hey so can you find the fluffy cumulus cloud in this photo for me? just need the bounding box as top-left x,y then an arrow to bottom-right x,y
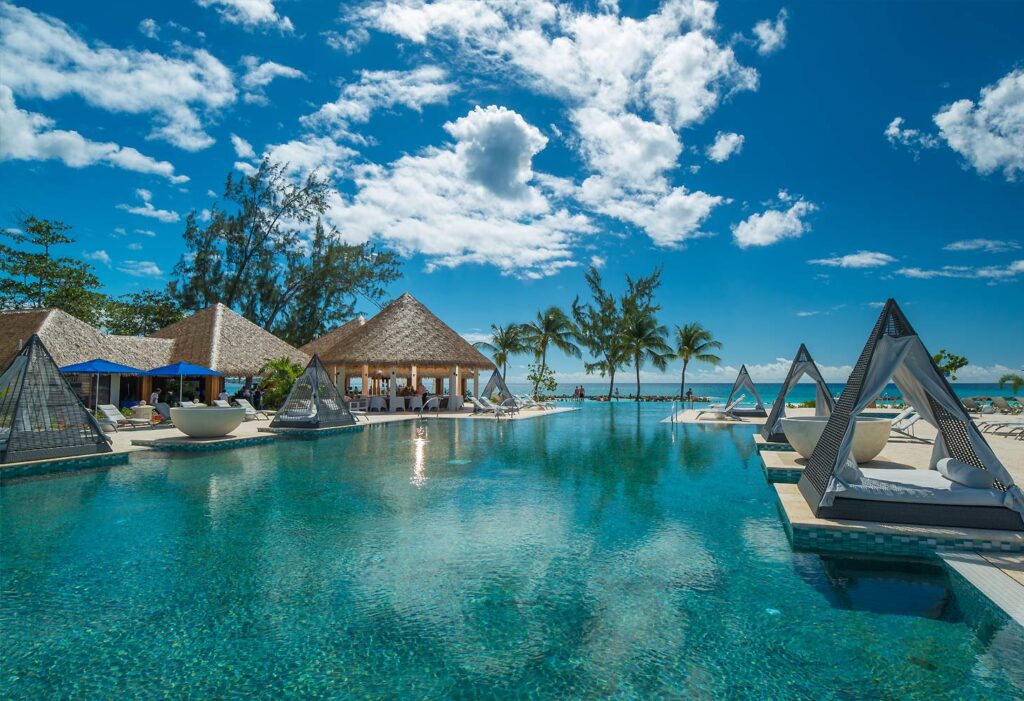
117,260 -> 164,278
889,69 -> 1024,180
302,66 -> 456,137
138,18 -> 159,39
230,133 -> 256,159
83,249 -> 111,267
0,86 -> 188,183
196,0 -> 293,31
808,251 -> 897,268
0,3 -> 236,151
356,0 -> 757,248
752,9 -> 788,55
324,105 -> 593,279
731,192 -> 816,248
322,27 -> 370,54
706,131 -> 744,162
944,238 -> 1021,253
116,188 -> 180,223
239,55 -> 305,103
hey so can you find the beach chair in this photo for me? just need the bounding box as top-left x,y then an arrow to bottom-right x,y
475,397 -> 511,418
213,399 -> 231,408
961,398 -> 982,413
890,414 -> 928,441
992,397 -> 1019,414
695,396 -> 745,421
97,404 -> 150,431
500,398 -> 520,416
469,396 -> 490,415
889,407 -> 915,426
368,396 -> 387,412
235,398 -> 269,420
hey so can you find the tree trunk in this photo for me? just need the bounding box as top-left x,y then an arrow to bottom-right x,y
608,367 -> 615,399
501,361 -> 507,381
678,359 -> 688,401
635,356 -> 641,402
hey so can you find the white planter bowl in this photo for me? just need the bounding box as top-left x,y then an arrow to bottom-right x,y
781,415 -> 891,463
170,407 -> 245,438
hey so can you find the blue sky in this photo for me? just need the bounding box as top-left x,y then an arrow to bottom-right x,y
1,0 -> 1021,384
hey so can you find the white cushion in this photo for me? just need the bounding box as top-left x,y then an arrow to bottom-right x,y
834,468 -> 1006,508
936,458 -> 996,489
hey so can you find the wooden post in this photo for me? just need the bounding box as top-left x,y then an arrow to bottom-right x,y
361,364 -> 370,397
410,364 -> 418,391
389,367 -> 397,398
473,369 -> 479,399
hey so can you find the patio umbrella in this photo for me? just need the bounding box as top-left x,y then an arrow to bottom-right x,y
61,358 -> 145,410
146,361 -> 223,405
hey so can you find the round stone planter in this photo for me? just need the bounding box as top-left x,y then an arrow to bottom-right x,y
170,407 -> 245,439
781,415 -> 891,463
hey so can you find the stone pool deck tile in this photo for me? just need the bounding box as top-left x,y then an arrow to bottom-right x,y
939,551 -> 1024,627
130,433 -> 276,452
774,483 -> 1024,556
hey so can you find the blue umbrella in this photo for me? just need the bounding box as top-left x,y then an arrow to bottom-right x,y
61,358 -> 146,410
146,362 -> 222,406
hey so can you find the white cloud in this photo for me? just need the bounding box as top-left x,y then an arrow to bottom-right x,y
0,3 -> 236,151
933,69 -> 1024,180
126,242 -> 143,251
116,189 -> 180,223
239,56 -> 305,103
234,160 -> 258,176
460,331 -> 491,345
322,28 -> 370,54
885,116 -> 939,154
196,0 -> 293,31
590,255 -> 606,268
134,229 -> 157,237
687,358 -> 854,383
262,136 -> 358,179
706,131 -> 744,162
898,260 -> 1024,281
752,9 -> 788,55
302,65 -> 456,136
808,251 -> 897,268
83,249 -> 111,267
357,0 -> 755,248
230,133 -> 256,159
944,238 -> 1021,253
732,193 -> 816,248
117,260 -> 164,278
113,227 -> 126,235
324,105 -> 593,279
0,86 -> 188,183
138,18 -> 158,39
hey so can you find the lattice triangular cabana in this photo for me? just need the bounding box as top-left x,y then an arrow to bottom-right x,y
269,354 -> 356,429
0,335 -> 111,463
479,370 -> 513,403
725,364 -> 765,414
760,344 -> 835,442
797,299 -> 1022,521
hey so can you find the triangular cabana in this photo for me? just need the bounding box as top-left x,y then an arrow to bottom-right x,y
760,344 -> 835,442
0,335 -> 111,463
798,299 -> 1023,531
725,365 -> 766,417
269,355 -> 356,429
479,370 -> 514,403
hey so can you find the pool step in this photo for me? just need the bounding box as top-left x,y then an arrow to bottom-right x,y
939,550 -> 1024,627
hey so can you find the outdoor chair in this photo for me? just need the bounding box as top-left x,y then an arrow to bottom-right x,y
407,396 -> 423,411
695,395 -> 745,421
212,399 -> 231,408
97,404 -> 149,431
890,414 -> 929,442
235,398 -> 269,420
368,396 -> 387,412
961,398 -> 982,413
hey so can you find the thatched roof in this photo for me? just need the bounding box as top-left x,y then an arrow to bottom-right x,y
0,308 -> 173,370
299,316 -> 365,359
319,292 -> 494,370
149,303 -> 308,376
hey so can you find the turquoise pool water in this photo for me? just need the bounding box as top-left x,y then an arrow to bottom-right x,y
2,403 -> 1022,698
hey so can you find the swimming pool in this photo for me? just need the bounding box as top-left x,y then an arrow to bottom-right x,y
2,403 -> 1021,698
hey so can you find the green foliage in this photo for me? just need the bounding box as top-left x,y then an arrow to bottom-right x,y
104,290 -> 184,335
999,373 -> 1024,395
518,306 -> 580,397
473,324 -> 527,380
258,356 -> 305,409
674,322 -> 722,400
525,363 -> 557,399
0,216 -> 106,325
169,160 -> 401,345
572,265 -> 630,398
617,267 -> 670,401
932,349 -> 969,380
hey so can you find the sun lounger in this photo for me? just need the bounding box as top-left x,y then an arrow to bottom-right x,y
474,397 -> 510,418
235,398 -> 269,420
97,404 -> 150,430
890,414 -> 928,441
213,399 -> 231,408
695,395 -> 745,421
889,407 -> 915,426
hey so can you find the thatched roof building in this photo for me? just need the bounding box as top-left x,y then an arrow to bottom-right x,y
300,315 -> 365,360
319,293 -> 493,372
0,308 -> 173,369
149,303 -> 308,376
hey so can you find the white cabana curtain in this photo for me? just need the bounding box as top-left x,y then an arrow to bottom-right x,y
727,367 -> 764,408
480,370 -> 513,402
821,335 -> 1023,519
765,359 -> 833,436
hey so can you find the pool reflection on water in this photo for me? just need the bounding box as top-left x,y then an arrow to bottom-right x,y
1,402 -> 1021,699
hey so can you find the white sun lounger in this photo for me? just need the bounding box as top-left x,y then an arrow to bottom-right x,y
695,395 -> 745,421
97,404 -> 150,431
235,398 -> 269,420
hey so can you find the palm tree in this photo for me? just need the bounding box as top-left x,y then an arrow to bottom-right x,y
618,308 -> 672,401
473,324 -> 525,381
673,323 -> 722,402
999,372 -> 1024,395
572,266 -> 628,398
519,307 -> 581,396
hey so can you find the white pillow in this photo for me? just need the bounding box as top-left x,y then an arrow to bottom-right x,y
936,458 -> 996,489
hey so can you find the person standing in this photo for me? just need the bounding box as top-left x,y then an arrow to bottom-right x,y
253,386 -> 263,410
149,388 -> 160,406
